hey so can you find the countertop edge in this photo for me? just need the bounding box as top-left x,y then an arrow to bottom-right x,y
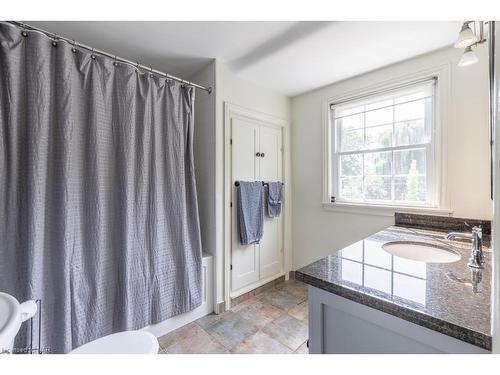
295,270 -> 492,351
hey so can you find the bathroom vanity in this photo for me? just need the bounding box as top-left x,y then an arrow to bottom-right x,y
296,213 -> 492,354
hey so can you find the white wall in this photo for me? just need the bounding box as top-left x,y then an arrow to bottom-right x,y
190,61 -> 217,259
215,61 -> 292,307
216,63 -> 292,120
291,44 -> 492,270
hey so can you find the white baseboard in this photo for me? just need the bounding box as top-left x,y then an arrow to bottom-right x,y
142,254 -> 214,338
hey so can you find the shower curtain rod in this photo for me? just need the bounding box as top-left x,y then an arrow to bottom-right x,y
4,21 -> 213,94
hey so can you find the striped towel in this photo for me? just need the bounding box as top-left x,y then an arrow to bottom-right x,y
237,181 -> 264,245
267,182 -> 282,218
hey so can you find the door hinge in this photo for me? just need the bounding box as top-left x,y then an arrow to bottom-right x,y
230,264 -> 233,270
230,202 -> 233,208
230,139 -> 233,145
331,196 -> 336,203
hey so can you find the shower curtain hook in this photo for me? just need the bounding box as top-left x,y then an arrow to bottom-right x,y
149,66 -> 154,78
113,55 -> 118,67
71,40 -> 77,53
52,33 -> 58,47
91,48 -> 96,60
21,24 -> 28,38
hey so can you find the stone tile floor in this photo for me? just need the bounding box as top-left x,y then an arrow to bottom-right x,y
158,279 -> 309,354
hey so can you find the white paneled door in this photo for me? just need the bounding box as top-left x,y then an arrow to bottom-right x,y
231,117 -> 283,294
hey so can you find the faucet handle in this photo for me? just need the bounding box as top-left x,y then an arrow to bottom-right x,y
471,226 -> 485,265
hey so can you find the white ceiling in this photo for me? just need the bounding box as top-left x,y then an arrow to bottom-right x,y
28,21 -> 461,96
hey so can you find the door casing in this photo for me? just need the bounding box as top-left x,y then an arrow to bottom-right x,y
223,102 -> 291,310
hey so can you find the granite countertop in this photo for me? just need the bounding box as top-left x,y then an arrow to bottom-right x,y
296,214 -> 492,351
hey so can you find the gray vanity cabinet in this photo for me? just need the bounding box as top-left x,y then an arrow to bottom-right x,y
308,286 -> 489,354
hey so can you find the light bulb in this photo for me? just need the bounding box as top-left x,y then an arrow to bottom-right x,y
454,22 -> 479,49
458,46 -> 479,67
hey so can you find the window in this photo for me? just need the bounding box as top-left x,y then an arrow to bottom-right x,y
330,79 -> 437,207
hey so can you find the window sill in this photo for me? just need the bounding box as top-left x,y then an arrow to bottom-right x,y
321,202 -> 453,217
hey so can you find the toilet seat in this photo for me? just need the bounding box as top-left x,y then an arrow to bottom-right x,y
70,330 -> 159,354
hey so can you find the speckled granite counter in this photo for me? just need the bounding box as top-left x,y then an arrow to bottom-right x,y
296,216 -> 492,350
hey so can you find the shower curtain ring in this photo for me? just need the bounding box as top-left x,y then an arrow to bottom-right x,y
71,40 -> 77,53
21,25 -> 28,38
113,55 -> 118,67
91,48 -> 96,60
149,66 -> 154,78
52,34 -> 58,47
135,62 -> 140,73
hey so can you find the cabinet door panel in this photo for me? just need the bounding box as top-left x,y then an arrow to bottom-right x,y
259,126 -> 283,279
231,118 -> 260,292
259,126 -> 281,182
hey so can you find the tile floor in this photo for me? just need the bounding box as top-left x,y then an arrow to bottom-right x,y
158,279 -> 309,354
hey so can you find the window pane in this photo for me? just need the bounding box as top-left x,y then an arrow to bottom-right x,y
364,151 -> 392,176
340,154 -> 362,176
337,114 -> 364,152
336,105 -> 364,118
364,176 -> 391,200
339,129 -> 364,152
366,106 -> 393,127
365,124 -> 392,149
394,98 -> 426,122
340,177 -> 363,200
336,113 -> 363,132
394,119 -> 426,146
365,98 -> 393,111
394,148 -> 426,175
394,176 -> 427,202
394,89 -> 429,104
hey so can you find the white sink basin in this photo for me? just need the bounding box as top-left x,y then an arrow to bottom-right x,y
382,241 -> 461,263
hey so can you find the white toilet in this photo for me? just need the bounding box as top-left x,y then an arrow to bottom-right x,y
0,292 -> 37,354
0,292 -> 159,354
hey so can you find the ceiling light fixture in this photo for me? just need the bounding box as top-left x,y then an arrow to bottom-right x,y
458,46 -> 479,67
454,22 -> 479,49
454,21 -> 488,68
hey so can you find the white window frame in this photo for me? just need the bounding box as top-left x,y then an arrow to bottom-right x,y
322,65 -> 452,217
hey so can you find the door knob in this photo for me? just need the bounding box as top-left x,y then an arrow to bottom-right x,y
260,153 -> 265,157
256,152 -> 261,157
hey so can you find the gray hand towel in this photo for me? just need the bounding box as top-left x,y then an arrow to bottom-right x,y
267,182 -> 282,218
237,181 -> 264,245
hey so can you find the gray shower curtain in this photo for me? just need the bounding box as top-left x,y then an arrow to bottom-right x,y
0,23 -> 203,353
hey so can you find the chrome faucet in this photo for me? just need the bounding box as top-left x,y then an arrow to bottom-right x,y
445,226 -> 484,269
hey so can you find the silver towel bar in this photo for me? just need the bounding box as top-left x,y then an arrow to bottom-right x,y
234,181 -> 284,187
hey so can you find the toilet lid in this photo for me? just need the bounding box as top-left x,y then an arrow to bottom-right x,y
70,330 -> 159,354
